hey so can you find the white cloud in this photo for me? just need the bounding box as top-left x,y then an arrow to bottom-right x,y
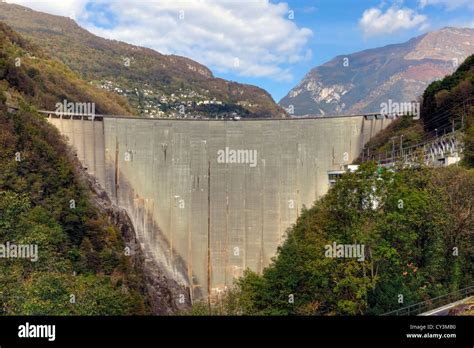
359,5 -> 429,37
7,0 -> 313,81
6,0 -> 89,20
419,0 -> 474,10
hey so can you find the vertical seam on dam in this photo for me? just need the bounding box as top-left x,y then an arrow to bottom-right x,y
207,160 -> 211,301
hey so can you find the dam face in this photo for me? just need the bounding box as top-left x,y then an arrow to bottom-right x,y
47,114 -> 393,300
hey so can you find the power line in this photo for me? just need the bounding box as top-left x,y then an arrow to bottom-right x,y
422,97 -> 473,129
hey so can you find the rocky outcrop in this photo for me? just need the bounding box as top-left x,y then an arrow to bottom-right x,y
78,165 -> 191,315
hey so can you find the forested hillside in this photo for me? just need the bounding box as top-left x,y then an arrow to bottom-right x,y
0,23 -> 150,315
421,54 -> 474,167
421,55 -> 474,133
0,22 -> 132,115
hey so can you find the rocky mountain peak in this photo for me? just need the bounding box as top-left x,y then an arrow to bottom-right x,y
280,27 -> 474,117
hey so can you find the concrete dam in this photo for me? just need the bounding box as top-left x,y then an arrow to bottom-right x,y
46,113 -> 394,300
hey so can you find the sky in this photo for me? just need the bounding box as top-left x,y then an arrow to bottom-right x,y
6,0 -> 474,101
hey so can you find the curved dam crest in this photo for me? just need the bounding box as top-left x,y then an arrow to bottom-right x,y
46,114 -> 394,300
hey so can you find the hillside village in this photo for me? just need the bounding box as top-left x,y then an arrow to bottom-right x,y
95,80 -> 231,118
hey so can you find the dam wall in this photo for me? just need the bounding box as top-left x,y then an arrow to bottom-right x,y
47,114 -> 394,300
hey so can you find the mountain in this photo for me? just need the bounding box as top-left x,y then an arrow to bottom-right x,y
279,27 -> 474,116
0,2 -> 286,118
0,22 -> 133,115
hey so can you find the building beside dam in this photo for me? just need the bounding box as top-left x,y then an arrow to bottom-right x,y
46,113 -> 395,300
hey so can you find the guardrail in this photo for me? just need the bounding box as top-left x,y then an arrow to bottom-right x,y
363,130 -> 464,167
381,285 -> 474,316
6,106 -> 395,121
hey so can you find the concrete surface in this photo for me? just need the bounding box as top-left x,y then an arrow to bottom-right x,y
47,114 -> 394,300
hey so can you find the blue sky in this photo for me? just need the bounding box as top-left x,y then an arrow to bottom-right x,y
8,0 -> 474,101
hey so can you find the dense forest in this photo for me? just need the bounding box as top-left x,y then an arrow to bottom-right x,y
0,23 -> 150,315
0,106 -> 149,314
